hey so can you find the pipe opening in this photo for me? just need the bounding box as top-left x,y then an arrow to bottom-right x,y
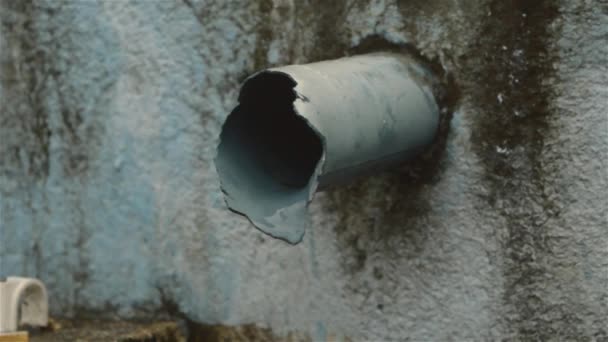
216,72 -> 323,241
238,72 -> 323,188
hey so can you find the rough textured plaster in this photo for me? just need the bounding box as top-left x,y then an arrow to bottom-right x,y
0,0 -> 606,340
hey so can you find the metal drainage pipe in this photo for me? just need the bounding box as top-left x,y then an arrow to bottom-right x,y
215,53 -> 441,244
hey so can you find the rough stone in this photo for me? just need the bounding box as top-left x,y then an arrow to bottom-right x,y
1,0 -> 606,340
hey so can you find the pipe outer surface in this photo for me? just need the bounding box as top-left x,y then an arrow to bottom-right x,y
216,53 -> 440,244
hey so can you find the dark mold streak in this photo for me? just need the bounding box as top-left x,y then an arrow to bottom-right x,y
302,0 -> 352,62
465,0 -> 580,339
325,35 -> 459,274
1,0 -> 99,179
0,1 -> 51,179
251,0 -> 274,74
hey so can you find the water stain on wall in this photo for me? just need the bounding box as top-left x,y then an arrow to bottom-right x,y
1,1 -> 109,179
321,35 -> 459,273
298,0 -> 353,61
463,0 -> 586,339
251,0 -> 275,72
248,0 -> 362,76
1,0 -> 122,317
0,1 -> 51,179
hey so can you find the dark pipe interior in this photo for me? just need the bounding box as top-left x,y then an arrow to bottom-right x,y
216,71 -> 323,242
229,72 -> 323,188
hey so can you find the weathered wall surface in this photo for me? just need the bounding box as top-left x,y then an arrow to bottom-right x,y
1,0 -> 606,340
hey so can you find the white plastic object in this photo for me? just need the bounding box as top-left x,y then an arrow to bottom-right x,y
0,277 -> 48,333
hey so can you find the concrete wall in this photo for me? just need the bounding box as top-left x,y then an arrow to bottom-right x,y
1,0 -> 606,340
